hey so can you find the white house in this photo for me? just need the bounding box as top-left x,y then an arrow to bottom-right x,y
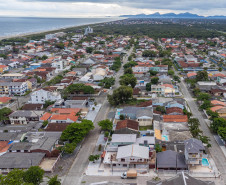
29,89 -> 62,104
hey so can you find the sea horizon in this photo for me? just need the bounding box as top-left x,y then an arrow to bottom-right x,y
0,17 -> 122,39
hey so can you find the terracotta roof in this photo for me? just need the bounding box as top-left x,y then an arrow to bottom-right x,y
0,141 -> 11,153
162,84 -> 174,89
116,119 -> 139,131
213,73 -> 226,78
210,106 -> 225,112
51,108 -> 81,114
0,97 -> 12,103
211,100 -> 226,107
187,72 -> 197,78
163,115 -> 188,122
22,104 -> 43,110
50,114 -> 78,122
45,123 -> 70,132
166,107 -> 183,115
40,112 -> 52,121
137,100 -> 152,107
0,65 -> 8,68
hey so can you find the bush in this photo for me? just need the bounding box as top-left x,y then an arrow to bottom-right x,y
98,144 -> 102,151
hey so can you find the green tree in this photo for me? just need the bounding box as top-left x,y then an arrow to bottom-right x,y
173,75 -> 181,82
155,144 -> 162,153
23,166 -> 44,185
168,70 -> 174,76
193,88 -> 201,96
200,100 -> 211,110
88,155 -> 100,163
218,127 -> 226,139
188,118 -> 202,138
218,67 -> 222,72
55,43 -> 64,49
124,67 -> 133,74
99,77 -> 115,89
2,169 -> 24,185
86,47 -> 93,54
42,120 -> 48,127
107,86 -> 133,106
0,107 -> 12,123
156,106 -> 166,114
149,70 -> 158,76
43,100 -> 55,109
98,119 -> 113,131
211,118 -> 226,133
196,71 -> 208,81
197,93 -> 211,101
142,50 -> 157,57
146,82 -> 152,91
61,120 -> 94,143
120,74 -> 137,88
151,77 -> 159,85
64,84 -> 95,96
123,61 -> 137,69
47,175 -> 61,185
206,109 -> 219,120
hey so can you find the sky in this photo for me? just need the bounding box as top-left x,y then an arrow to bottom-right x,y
0,0 -> 226,17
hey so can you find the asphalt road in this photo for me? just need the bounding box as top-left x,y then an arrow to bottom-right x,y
179,76 -> 226,185
62,47 -> 133,185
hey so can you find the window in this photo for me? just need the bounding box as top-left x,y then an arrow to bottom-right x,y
121,158 -> 125,162
123,164 -> 127,167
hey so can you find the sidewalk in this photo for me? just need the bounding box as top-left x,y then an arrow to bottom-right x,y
213,135 -> 226,159
85,104 -> 102,122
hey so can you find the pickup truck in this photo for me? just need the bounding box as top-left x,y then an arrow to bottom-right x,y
121,169 -> 137,179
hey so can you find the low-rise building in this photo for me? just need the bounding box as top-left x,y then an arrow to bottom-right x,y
9,110 -> 44,124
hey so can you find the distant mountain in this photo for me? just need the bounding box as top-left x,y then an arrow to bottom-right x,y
120,12 -> 226,19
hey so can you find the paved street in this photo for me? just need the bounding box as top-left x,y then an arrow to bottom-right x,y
179,77 -> 226,185
62,47 -> 133,185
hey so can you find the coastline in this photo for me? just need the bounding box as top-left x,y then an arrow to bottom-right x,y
0,17 -> 123,41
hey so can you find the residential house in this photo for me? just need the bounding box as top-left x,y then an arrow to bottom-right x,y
0,73 -> 25,79
197,82 -> 217,92
0,65 -> 8,73
163,115 -> 188,123
0,153 -> 45,174
29,89 -> 62,104
156,150 -> 188,171
0,82 -> 28,96
114,120 -> 139,135
103,144 -> 149,170
116,107 -> 153,126
184,138 -> 205,167
111,134 -> 137,147
9,110 -> 44,124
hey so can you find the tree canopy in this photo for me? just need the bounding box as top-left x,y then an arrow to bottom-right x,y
23,166 -> 44,185
98,119 -> 113,131
64,83 -> 95,96
107,86 -> 133,106
61,119 -> 94,143
151,77 -> 159,85
120,74 -> 137,88
196,71 -> 208,81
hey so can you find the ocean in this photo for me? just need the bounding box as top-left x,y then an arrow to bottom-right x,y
0,17 -> 121,38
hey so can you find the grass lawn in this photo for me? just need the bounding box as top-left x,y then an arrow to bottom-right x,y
125,98 -> 147,106
139,125 -> 153,131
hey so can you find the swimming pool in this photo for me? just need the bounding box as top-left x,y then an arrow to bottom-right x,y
162,135 -> 169,141
202,158 -> 209,167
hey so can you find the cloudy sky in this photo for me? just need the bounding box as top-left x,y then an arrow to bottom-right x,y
0,0 -> 226,17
